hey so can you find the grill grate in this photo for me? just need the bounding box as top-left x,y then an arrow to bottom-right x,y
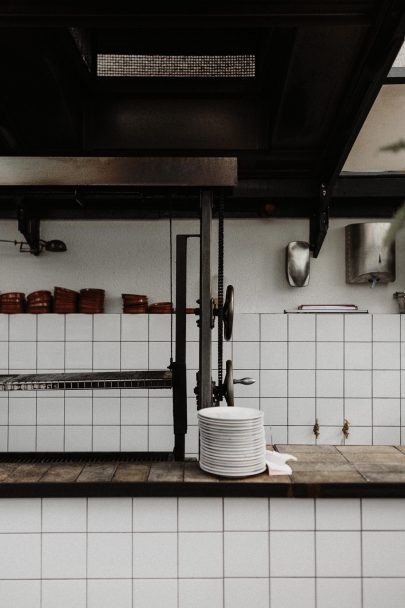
0,452 -> 174,464
97,54 -> 255,78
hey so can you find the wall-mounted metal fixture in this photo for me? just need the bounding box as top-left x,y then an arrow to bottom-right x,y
313,419 -> 320,438
286,241 -> 310,287
345,222 -> 395,287
394,291 -> 405,313
342,419 -> 350,439
16,206 -> 67,255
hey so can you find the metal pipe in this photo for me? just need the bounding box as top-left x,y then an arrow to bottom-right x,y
198,190 -> 213,409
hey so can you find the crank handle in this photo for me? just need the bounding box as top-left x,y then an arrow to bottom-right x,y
233,377 -> 256,385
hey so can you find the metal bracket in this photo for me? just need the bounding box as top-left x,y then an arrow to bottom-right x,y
16,204 -> 41,255
309,183 -> 330,258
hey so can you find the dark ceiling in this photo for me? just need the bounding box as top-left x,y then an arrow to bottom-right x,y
0,1 -> 404,221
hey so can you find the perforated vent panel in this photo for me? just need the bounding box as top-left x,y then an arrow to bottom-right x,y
97,54 -> 256,77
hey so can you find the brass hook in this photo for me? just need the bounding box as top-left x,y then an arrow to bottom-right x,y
313,419 -> 320,438
342,419 -> 350,439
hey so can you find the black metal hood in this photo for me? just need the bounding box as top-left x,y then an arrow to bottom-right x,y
0,1 -> 404,231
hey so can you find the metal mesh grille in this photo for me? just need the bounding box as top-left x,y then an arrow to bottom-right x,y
97,54 -> 255,77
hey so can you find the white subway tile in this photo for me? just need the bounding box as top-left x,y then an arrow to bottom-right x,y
316,398 -> 343,425
187,341 -> 199,369
316,531 -> 361,576
233,369 -> 259,398
65,397 -> 92,425
288,314 -> 315,341
373,342 -> 400,369
93,397 -> 120,425
37,425 -> 64,451
0,342 -> 8,369
93,425 -> 120,451
373,370 -> 400,398
373,398 -> 400,426
317,370 -> 344,398
0,314 -> 8,341
8,425 -> 36,451
93,341 -> 120,370
288,370 -> 315,398
317,579 -> 361,608
0,400 -> 7,426
260,342 -> 287,369
224,497 -> 268,531
288,342 -> 315,369
148,396 -> 173,426
121,397 -> 148,425
344,398 -> 372,426
121,342 -> 148,370
186,315 -> 199,341
0,425 -> 6,450
265,425 -> 287,444
37,397 -> 64,425
317,314 -> 343,341
134,532 -> 177,578
288,398 -> 315,425
9,397 -> 36,425
344,370 -> 372,398
261,370 -> 287,397
133,497 -> 177,532
0,498 -> 41,532
261,314 -> 287,341
42,580 -> 86,608
0,580 -> 41,608
9,314 -> 36,341
261,398 -> 287,426
233,341 -> 259,369
42,498 -> 86,532
66,314 -> 93,341
149,341 -> 171,368
373,426 -> 401,445
0,533 -> 40,578
288,426 -> 316,444
179,579 -> 223,608
93,314 -> 121,341
179,497 -> 223,531
363,531 -> 405,576
345,314 -> 372,342
9,342 -> 36,369
270,531 -> 315,576
88,533 -> 132,578
64,426 -> 92,451
362,499 -> 405,530
344,426 -> 372,444
149,314 -> 172,341
316,426 -> 343,445
316,498 -> 360,530
88,498 -> 132,532
88,580 -> 132,608
42,533 -> 86,578
37,314 -> 64,341
148,426 -> 173,451
185,425 -> 199,455
121,426 -> 148,451
363,579 -> 405,608
224,578 -> 269,608
373,314 -> 400,341
317,342 -> 343,369
270,498 -> 314,530
65,342 -> 92,369
133,580 -> 177,608
345,342 -> 372,370
121,314 -> 148,341
224,531 -> 268,577
180,532 -> 223,578
271,578 -> 315,608
37,342 -> 65,370
233,314 -> 260,342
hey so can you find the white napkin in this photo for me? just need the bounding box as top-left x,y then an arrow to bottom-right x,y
265,450 -> 297,476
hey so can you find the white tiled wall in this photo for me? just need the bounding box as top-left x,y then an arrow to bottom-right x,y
0,312 -> 404,454
0,496 -> 404,608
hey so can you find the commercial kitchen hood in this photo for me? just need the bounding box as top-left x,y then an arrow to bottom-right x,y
0,1 -> 404,243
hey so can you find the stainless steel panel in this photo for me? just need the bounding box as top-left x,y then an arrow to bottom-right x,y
0,157 -> 237,187
345,222 -> 395,285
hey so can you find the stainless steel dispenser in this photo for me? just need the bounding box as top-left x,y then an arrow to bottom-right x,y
345,222 -> 395,287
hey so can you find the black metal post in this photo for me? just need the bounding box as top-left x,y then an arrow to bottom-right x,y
199,190 -> 213,410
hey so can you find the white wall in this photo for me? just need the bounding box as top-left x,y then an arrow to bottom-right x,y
0,218 -> 404,314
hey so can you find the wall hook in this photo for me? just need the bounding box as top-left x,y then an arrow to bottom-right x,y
342,419 -> 350,439
313,419 -> 320,438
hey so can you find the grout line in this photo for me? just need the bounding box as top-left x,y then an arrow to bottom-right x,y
286,315 -> 289,444
343,315 -> 346,446
314,498 -> 317,608
371,316 -> 374,446
86,497 -> 89,608
360,498 -> 364,608
40,498 -> 43,608
315,315 -> 318,446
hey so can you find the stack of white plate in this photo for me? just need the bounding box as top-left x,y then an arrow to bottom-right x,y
198,406 -> 266,477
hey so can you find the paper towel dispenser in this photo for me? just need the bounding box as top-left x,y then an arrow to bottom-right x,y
345,222 -> 395,287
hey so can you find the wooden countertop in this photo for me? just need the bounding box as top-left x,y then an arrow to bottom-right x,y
0,445 -> 405,498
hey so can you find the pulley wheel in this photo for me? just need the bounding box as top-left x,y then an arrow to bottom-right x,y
223,359 -> 234,407
223,285 -> 234,341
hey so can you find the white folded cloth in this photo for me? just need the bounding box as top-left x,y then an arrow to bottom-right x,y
265,450 -> 297,476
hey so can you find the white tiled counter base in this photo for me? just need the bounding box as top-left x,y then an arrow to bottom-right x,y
0,313 -> 404,454
0,497 -> 404,608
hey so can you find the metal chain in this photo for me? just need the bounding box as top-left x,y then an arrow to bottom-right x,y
217,194 -> 224,394
169,206 -> 174,365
